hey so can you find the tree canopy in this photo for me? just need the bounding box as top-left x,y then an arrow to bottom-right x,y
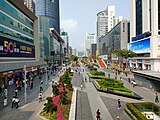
112,49 -> 136,59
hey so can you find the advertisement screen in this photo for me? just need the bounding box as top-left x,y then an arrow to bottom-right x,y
0,36 -> 35,58
129,38 -> 150,53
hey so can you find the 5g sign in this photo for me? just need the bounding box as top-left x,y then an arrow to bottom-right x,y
4,41 -> 16,53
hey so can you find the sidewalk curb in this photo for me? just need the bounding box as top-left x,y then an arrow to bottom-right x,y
69,87 -> 77,120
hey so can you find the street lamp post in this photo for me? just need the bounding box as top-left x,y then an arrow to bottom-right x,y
24,65 -> 27,104
45,66 -> 48,85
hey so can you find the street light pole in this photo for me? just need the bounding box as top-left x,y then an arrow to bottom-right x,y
45,66 -> 48,85
24,65 -> 27,104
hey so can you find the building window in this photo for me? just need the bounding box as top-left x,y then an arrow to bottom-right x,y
136,0 -> 142,35
123,23 -> 125,32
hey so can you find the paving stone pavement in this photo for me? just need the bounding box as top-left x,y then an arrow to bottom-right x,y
0,70 -> 64,120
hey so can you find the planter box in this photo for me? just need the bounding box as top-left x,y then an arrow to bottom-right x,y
92,80 -> 143,100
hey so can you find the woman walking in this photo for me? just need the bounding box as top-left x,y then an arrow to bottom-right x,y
96,109 -> 101,120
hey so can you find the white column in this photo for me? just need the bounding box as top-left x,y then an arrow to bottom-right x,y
130,0 -> 136,41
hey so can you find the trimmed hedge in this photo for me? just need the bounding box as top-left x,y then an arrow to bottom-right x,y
126,103 -> 148,120
133,102 -> 160,116
90,71 -> 105,76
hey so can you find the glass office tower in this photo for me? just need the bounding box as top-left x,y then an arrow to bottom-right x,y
35,0 -> 60,33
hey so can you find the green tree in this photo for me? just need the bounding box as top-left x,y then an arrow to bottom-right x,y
70,55 -> 78,61
120,49 -> 136,68
111,49 -> 136,69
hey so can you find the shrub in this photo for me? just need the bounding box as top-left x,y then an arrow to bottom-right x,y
60,93 -> 71,105
43,97 -> 57,114
52,85 -> 60,96
96,79 -> 133,94
90,71 -> 105,76
134,102 -> 160,115
126,103 -> 147,120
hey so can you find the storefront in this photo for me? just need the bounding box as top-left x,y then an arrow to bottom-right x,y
143,60 -> 151,70
137,59 -> 143,69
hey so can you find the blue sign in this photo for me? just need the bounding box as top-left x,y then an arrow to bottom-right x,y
132,33 -> 146,41
129,38 -> 150,53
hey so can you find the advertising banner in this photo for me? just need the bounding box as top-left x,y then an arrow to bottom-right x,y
129,38 -> 150,53
0,36 -> 35,58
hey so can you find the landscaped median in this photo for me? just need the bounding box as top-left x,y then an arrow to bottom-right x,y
125,102 -> 160,120
88,71 -> 107,79
39,69 -> 74,120
92,77 -> 142,99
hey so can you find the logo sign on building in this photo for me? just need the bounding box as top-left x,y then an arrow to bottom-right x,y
108,6 -> 115,32
0,36 -> 35,58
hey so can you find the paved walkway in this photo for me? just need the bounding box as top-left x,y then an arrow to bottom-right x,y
101,68 -> 160,104
78,63 -> 113,120
0,70 -> 64,120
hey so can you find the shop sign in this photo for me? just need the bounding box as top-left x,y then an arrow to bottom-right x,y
145,60 -> 150,63
3,71 -> 13,75
0,36 -> 35,58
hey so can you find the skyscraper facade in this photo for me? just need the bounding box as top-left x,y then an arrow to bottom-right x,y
85,33 -> 96,57
129,0 -> 160,71
97,5 -> 115,54
60,30 -> 69,55
97,5 -> 115,40
21,0 -> 35,13
35,0 -> 60,33
0,0 -> 43,91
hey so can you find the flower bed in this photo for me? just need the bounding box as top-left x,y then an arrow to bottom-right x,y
40,70 -> 73,120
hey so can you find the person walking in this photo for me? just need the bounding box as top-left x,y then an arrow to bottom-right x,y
15,96 -> 20,109
15,87 -> 18,97
40,84 -> 43,92
155,93 -> 159,103
80,83 -> 83,90
96,109 -> 101,120
118,99 -> 121,109
40,80 -> 43,85
11,95 -> 16,108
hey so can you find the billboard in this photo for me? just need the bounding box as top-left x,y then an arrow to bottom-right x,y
0,36 -> 35,58
129,38 -> 150,53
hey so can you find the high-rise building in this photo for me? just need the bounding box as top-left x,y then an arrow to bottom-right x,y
99,20 -> 129,57
60,30 -> 69,55
91,44 -> 97,57
38,16 -> 50,60
97,5 -> 115,40
129,0 -> 160,71
72,48 -> 77,56
97,5 -> 115,53
35,0 -> 60,33
0,0 -> 43,90
113,16 -> 127,27
85,33 -> 96,57
69,46 -> 72,55
21,0 -> 35,13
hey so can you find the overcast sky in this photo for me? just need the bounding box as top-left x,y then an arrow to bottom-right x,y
60,0 -> 130,51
